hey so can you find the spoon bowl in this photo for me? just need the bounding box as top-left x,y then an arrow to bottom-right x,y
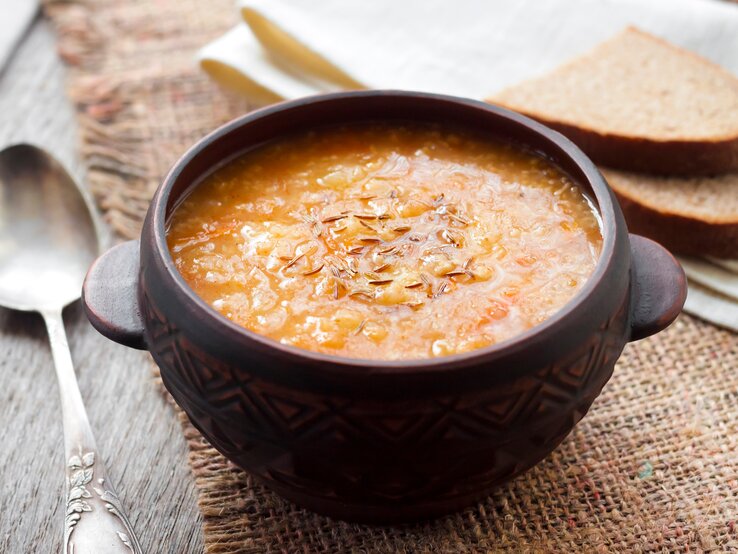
0,144 -> 99,311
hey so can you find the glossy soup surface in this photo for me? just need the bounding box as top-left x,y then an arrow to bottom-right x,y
167,123 -> 602,360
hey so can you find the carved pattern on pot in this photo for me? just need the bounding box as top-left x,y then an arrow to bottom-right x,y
142,285 -> 629,509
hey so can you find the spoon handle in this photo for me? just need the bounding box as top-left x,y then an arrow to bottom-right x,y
43,309 -> 143,554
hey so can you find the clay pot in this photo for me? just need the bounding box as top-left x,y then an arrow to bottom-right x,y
82,91 -> 686,522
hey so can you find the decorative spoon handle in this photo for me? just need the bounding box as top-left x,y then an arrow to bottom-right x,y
43,309 -> 143,554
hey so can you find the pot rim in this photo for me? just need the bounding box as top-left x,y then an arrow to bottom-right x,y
150,90 -> 619,373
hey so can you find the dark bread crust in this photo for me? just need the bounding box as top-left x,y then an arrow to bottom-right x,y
611,186 -> 738,258
507,110 -> 738,176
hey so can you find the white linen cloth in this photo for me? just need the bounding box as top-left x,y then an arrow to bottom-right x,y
197,0 -> 738,331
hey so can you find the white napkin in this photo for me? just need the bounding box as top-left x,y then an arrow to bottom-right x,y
198,25 -> 342,105
200,0 -> 738,101
197,0 -> 738,331
680,257 -> 738,330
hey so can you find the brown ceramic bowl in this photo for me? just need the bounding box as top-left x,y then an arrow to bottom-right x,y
82,91 -> 687,523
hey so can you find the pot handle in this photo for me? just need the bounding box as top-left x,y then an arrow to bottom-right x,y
628,234 -> 687,342
82,240 -> 147,350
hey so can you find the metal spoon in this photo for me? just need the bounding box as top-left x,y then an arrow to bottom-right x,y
0,144 -> 142,554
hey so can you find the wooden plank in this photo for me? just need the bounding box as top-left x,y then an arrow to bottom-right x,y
0,18 -> 203,553
0,0 -> 38,73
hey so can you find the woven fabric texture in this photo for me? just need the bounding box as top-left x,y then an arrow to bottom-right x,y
46,1 -> 738,552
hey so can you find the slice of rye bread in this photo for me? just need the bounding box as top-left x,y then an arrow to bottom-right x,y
601,168 -> 738,258
489,27 -> 738,175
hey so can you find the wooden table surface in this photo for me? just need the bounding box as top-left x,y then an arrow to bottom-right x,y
0,16 -> 204,554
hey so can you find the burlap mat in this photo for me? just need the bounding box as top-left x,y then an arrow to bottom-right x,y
46,1 -> 738,551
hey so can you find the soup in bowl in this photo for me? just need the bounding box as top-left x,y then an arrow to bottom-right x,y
83,91 -> 685,522
167,123 -> 603,360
